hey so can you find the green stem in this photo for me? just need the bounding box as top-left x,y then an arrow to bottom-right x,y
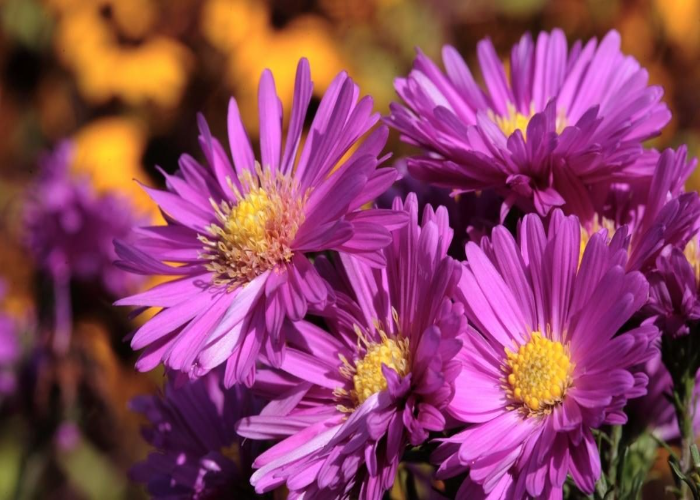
662,332 -> 700,499
607,425 -> 622,493
674,374 -> 697,499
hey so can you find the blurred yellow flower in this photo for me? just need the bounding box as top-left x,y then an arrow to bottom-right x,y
201,0 -> 268,54
618,8 -> 654,62
0,244 -> 35,322
71,117 -> 159,220
48,0 -> 191,108
201,0 -> 346,127
654,0 -> 700,57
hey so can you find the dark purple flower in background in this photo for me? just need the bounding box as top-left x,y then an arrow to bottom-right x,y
236,194 -> 466,499
131,369 -> 259,499
115,58 -> 404,387
435,211 -> 658,498
628,354 -> 700,440
388,29 -> 670,220
23,141 -> 144,296
377,160 -> 502,257
645,245 -> 700,338
589,147 -> 700,273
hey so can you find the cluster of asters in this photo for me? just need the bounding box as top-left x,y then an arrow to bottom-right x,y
103,30 -> 700,499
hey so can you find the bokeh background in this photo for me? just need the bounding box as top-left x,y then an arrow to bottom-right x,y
0,0 -> 699,498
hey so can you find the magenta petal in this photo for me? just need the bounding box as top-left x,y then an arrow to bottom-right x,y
227,97 -> 255,174
568,429 -> 601,494
258,69 -> 282,171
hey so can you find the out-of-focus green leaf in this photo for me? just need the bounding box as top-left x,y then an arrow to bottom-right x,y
0,0 -> 53,50
58,438 -> 127,500
0,419 -> 23,499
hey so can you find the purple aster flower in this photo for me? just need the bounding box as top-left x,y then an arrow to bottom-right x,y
435,210 -> 658,498
235,194 -> 466,498
115,58 -> 401,386
589,147 -> 700,273
130,369 -> 259,499
645,245 -> 700,337
628,354 -> 700,440
388,29 -> 671,219
24,141 -> 143,296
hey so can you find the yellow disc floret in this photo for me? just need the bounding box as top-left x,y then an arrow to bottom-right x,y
490,103 -> 567,141
335,317 -> 410,410
578,216 -> 617,269
684,237 -> 700,286
504,332 -> 573,415
493,104 -> 533,139
352,336 -> 410,405
200,164 -> 306,290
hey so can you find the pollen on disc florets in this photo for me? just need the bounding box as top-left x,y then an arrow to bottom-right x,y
503,331 -> 573,416
199,164 -> 306,290
579,216 -> 617,268
684,236 -> 700,286
335,311 -> 411,412
490,103 -> 567,140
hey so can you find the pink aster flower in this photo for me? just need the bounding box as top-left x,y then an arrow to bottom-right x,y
435,210 -> 658,498
115,58 -> 401,386
24,141 -> 143,296
590,147 -> 700,273
130,370 -> 260,499
24,141 -> 144,353
388,29 -> 671,219
236,194 -> 467,499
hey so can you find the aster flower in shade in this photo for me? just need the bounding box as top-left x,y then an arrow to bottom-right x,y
377,160 -> 502,257
628,354 -> 700,440
388,29 -> 671,219
115,58 -> 401,386
587,147 -> 700,273
645,245 -> 700,338
24,141 -> 143,296
130,370 -> 259,499
24,141 -> 144,354
434,210 -> 658,498
235,194 -> 466,499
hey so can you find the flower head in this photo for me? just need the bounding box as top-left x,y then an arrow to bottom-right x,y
436,210 -> 658,498
23,141 -> 143,296
236,194 -> 466,498
115,58 -> 401,386
628,353 -> 700,440
130,370 -> 259,499
645,245 -> 700,337
593,147 -> 700,273
388,30 -> 671,219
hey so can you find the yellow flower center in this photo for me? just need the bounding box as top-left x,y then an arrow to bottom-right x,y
493,105 -> 533,139
200,165 -> 306,290
504,332 -> 573,415
335,316 -> 410,410
490,103 -> 567,140
579,217 -> 617,268
352,336 -> 410,405
684,237 -> 700,285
